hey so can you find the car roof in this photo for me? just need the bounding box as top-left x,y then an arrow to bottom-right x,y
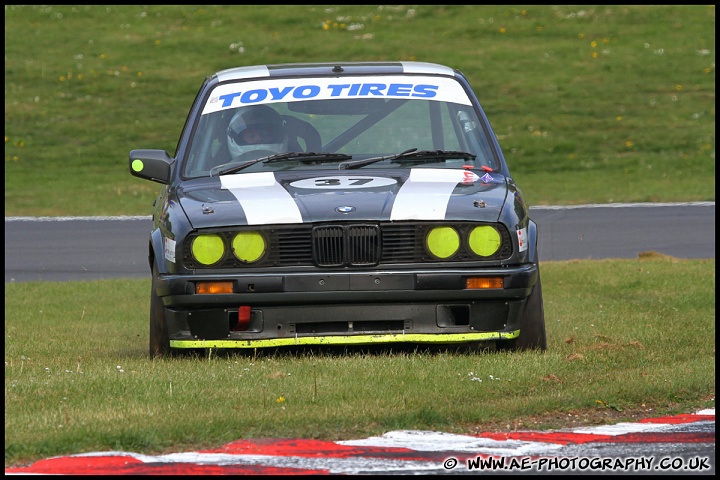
213,61 -> 458,83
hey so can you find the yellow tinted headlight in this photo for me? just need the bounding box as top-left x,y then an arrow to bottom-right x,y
468,225 -> 501,257
232,231 -> 266,263
191,234 -> 225,265
426,226 -> 460,259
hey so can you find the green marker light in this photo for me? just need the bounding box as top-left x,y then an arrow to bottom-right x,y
131,159 -> 144,172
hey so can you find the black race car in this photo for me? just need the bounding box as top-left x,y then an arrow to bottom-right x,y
129,61 -> 546,357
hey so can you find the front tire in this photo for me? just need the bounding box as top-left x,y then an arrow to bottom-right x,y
149,262 -> 170,358
501,272 -> 547,352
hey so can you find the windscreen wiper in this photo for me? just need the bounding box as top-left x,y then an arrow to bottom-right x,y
394,150 -> 477,163
338,149 -> 476,170
212,152 -> 353,176
338,148 -> 418,170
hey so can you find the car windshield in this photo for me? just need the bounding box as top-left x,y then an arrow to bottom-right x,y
182,74 -> 499,178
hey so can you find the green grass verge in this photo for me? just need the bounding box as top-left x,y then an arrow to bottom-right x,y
4,5 -> 715,216
5,256 -> 715,467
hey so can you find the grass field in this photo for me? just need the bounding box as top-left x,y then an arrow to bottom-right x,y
4,5 -> 715,216
4,256 -> 716,466
3,5 -> 715,468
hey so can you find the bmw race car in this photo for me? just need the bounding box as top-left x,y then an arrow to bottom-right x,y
129,61 -> 546,357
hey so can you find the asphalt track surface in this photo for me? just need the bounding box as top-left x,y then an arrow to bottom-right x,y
3,202 -> 716,283
4,202 -> 715,474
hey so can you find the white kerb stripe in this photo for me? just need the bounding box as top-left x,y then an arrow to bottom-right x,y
220,172 -> 303,225
338,430 -> 563,456
390,169 -> 478,221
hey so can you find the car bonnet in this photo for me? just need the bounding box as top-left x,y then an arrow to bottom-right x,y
177,168 -> 509,229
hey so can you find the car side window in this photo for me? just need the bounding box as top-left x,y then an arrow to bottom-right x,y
185,110 -> 234,176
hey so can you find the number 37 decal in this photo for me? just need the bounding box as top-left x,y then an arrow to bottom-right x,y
290,176 -> 397,190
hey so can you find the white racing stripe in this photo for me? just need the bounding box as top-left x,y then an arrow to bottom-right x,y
220,172 -> 303,225
390,169 -> 479,220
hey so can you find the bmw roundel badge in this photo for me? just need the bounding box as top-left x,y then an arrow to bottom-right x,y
335,206 -> 356,214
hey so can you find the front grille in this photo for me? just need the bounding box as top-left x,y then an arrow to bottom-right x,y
184,222 -> 513,269
312,224 -> 381,266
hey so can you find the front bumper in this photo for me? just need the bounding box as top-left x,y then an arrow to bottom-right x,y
157,264 -> 538,349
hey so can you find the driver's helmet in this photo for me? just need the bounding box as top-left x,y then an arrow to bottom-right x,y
227,105 -> 288,159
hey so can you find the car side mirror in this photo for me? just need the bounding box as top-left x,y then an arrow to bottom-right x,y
129,149 -> 174,184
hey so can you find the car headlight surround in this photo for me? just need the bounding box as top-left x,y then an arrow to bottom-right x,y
232,231 -> 266,263
425,226 -> 461,259
191,234 -> 226,266
468,225 -> 502,257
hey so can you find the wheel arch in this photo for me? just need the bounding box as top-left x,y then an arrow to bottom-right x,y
149,228 -> 167,274
526,219 -> 539,265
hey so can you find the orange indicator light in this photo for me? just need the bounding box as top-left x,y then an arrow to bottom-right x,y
465,277 -> 504,289
195,281 -> 234,294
